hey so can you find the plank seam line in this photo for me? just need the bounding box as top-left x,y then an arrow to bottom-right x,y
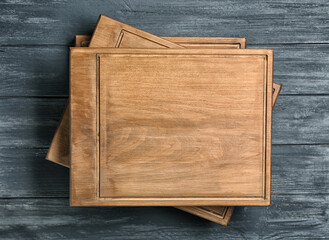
2,94 -> 329,99
0,96 -> 69,99
1,43 -> 329,47
249,43 -> 329,46
1,193 -> 329,200
1,144 -> 329,150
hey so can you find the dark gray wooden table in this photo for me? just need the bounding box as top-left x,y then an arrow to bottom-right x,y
1,1 -> 328,239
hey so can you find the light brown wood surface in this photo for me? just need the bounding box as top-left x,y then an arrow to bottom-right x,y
70,48 -> 273,206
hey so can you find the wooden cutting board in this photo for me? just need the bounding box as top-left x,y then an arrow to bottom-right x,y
70,48 -> 273,206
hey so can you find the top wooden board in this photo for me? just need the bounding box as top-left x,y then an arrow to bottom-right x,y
70,48 -> 273,206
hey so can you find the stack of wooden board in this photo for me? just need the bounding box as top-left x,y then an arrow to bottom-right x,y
46,14 -> 281,226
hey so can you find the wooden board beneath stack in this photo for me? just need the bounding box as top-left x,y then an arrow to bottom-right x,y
272,82 -> 282,107
89,15 -> 183,48
70,48 -> 273,206
176,206 -> 235,226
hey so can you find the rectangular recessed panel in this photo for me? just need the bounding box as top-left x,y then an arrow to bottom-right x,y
99,54 -> 265,198
70,48 -> 273,206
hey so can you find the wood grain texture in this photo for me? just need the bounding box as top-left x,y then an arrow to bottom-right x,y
1,0 -> 329,45
0,98 -> 67,148
70,48 -> 273,206
272,96 -> 329,144
0,46 -> 70,97
0,194 -> 328,239
0,148 -> 69,198
1,1 -> 328,237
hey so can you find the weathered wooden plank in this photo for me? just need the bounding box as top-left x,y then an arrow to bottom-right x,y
1,44 -> 329,96
0,46 -> 69,96
263,44 -> 329,95
271,145 -> 329,195
0,96 -> 328,148
0,145 -> 328,198
272,96 -> 329,144
0,148 -> 68,198
0,195 -> 327,239
0,98 -> 66,148
1,0 -> 329,45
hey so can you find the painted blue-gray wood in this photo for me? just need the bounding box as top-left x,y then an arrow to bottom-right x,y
0,0 -> 328,239
0,196 -> 328,239
1,0 -> 329,45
